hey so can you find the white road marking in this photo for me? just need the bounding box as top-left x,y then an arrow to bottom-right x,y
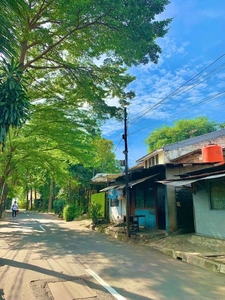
86,268 -> 126,300
39,225 -> 46,232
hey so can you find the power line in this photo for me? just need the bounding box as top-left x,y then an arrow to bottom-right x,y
129,53 -> 225,125
129,90 -> 225,136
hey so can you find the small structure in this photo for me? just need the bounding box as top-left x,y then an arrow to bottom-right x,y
91,129 -> 225,235
160,163 -> 225,239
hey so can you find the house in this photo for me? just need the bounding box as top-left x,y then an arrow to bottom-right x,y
134,129 -> 225,233
160,163 -> 225,239
137,128 -> 225,166
90,129 -> 225,234
90,173 -> 122,220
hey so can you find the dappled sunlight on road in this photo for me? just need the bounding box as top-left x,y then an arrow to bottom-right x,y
1,211 -> 225,300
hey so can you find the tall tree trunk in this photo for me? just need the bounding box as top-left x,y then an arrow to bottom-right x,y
30,188 -> 33,210
0,182 -> 7,219
26,187 -> 29,210
48,179 -> 54,212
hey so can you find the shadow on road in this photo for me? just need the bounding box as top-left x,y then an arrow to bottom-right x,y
0,257 -> 81,281
0,258 -> 154,300
1,211 -> 224,300
0,289 -> 5,300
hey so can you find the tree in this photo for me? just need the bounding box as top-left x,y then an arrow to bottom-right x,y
0,0 -> 27,57
0,0 -> 172,215
0,58 -> 30,148
2,0 -> 171,117
0,104 -> 121,214
0,0 -> 172,149
90,137 -> 121,174
145,117 -> 218,152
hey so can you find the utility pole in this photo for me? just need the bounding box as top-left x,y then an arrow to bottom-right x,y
123,107 -> 130,238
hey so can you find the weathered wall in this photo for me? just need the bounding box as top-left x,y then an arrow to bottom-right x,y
109,197 -> 126,223
164,134 -> 225,163
165,168 -> 178,233
165,165 -> 206,233
134,209 -> 156,228
193,188 -> 225,239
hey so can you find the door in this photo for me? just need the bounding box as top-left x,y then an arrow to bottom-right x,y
175,187 -> 194,233
156,186 -> 166,229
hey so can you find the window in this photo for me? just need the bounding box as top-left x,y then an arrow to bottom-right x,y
156,154 -> 159,165
135,186 -> 155,208
209,180 -> 225,210
135,189 -> 145,208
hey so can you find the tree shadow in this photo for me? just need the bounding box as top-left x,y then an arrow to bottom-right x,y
0,289 -> 5,300
1,211 -> 225,300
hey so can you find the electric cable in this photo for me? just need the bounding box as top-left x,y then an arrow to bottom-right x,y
129,90 -> 225,136
129,53 -> 225,125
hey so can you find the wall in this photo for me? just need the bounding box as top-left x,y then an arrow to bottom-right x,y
134,209 -> 156,228
91,192 -> 105,218
164,134 -> 225,162
165,165 -> 212,233
109,197 -> 126,223
158,151 -> 165,164
193,188 -> 225,239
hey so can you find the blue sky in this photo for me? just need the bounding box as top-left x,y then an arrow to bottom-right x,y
102,0 -> 225,167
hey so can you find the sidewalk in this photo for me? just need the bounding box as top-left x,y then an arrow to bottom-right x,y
88,221 -> 225,275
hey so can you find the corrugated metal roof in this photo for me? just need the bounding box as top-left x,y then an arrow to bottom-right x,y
159,173 -> 225,187
100,174 -> 160,191
164,129 -> 225,151
129,174 -> 159,187
99,185 -> 120,192
91,173 -> 121,183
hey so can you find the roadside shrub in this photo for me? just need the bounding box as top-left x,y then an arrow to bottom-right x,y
53,199 -> 66,217
73,206 -> 83,218
89,202 -> 102,224
63,204 -> 76,222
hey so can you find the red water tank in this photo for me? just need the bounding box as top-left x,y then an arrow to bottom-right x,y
202,144 -> 224,163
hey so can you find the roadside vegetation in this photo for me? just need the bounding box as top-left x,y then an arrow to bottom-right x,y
0,0 -> 172,219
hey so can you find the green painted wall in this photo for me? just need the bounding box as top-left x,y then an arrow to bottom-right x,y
91,192 -> 105,218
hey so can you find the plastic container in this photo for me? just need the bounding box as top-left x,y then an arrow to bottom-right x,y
202,144 -> 224,163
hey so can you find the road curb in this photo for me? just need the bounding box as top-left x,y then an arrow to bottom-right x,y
94,225 -> 225,275
157,247 -> 225,274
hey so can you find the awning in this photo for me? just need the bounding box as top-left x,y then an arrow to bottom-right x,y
100,174 -> 159,191
128,174 -> 159,187
100,185 -> 120,192
159,173 -> 225,187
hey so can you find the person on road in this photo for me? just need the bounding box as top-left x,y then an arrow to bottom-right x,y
12,201 -> 18,217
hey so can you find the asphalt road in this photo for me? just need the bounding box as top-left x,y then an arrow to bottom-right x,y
0,211 -> 225,300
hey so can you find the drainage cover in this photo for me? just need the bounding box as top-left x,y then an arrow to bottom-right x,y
48,280 -> 96,300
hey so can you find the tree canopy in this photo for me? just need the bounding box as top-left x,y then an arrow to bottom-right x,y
0,0 -> 172,146
0,0 -> 172,214
145,117 -> 218,152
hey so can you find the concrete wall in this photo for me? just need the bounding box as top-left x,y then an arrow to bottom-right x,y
158,151 -> 164,164
165,168 -> 178,233
165,165 -> 207,233
193,188 -> 225,239
164,135 -> 225,162
109,197 -> 126,223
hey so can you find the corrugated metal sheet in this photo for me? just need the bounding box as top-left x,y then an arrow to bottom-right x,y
159,173 -> 225,187
164,129 -> 225,151
91,173 -> 121,183
99,185 -> 120,192
129,174 -> 159,187
100,174 -> 160,191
